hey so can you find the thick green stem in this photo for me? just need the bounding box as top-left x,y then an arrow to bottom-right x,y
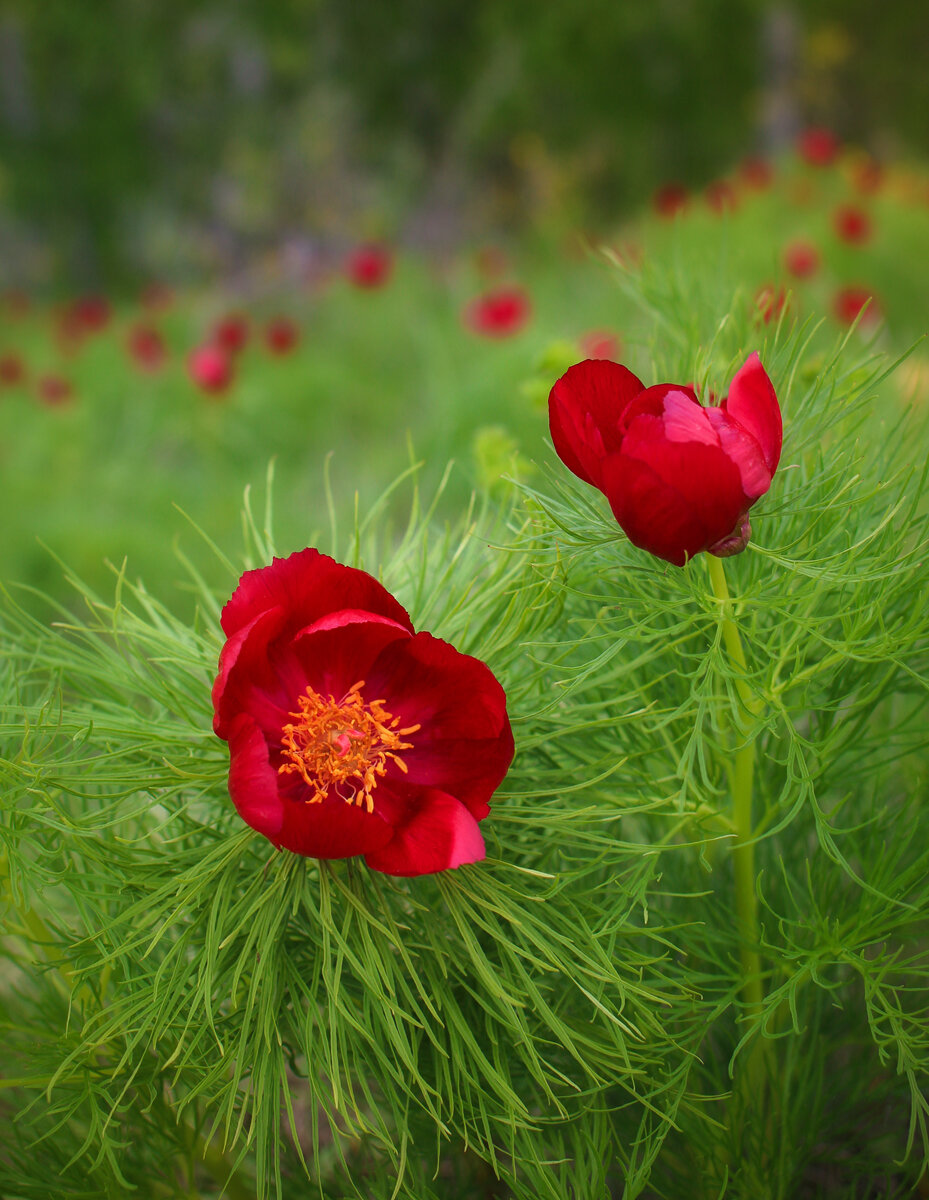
706,555 -> 764,1017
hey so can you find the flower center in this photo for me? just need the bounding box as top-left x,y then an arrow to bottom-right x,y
278,680 -> 420,813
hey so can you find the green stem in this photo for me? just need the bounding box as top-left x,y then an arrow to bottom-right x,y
705,555 -> 764,1018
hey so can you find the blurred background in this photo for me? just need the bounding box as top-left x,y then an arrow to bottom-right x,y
0,1 -> 927,610
0,0 -> 926,287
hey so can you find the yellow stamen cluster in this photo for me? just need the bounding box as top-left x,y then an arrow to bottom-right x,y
278,680 -> 420,813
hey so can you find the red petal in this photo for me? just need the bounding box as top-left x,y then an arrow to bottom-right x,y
722,354 -> 782,473
212,605 -> 288,738
549,359 -> 645,486
363,789 -> 486,876
226,713 -> 286,840
219,548 -> 414,640
290,618 -> 413,701
364,632 -> 514,812
274,792 -> 393,859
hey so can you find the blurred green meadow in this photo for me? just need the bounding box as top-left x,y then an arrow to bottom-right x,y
3,147 -> 928,613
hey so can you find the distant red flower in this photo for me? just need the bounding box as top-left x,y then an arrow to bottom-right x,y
264,316 -> 300,356
127,324 -> 167,372
72,294 -> 112,334
188,344 -> 233,394
832,205 -> 872,246
579,330 -> 622,362
212,549 -> 513,875
754,284 -> 790,325
783,240 -> 820,279
739,157 -> 774,190
833,286 -> 879,326
797,126 -> 839,167
705,179 -> 739,215
346,243 -> 393,289
548,354 -> 782,567
213,313 -> 250,355
37,374 -> 73,406
463,287 -> 531,338
652,183 -> 688,218
0,353 -> 26,386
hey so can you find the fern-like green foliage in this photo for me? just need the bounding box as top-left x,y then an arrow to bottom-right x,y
2,257 -> 928,1200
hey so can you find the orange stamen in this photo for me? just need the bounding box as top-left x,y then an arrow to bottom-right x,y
278,680 -> 420,813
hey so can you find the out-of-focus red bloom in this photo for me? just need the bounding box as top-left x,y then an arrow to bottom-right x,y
548,354 -> 782,567
37,374 -> 73,406
833,286 -> 879,326
783,240 -> 820,279
797,126 -> 839,167
832,205 -> 872,245
705,179 -> 739,215
739,157 -> 774,190
346,243 -> 394,289
579,330 -> 622,362
212,548 -> 513,875
127,324 -> 167,372
74,294 -> 112,333
463,287 -> 531,338
754,284 -> 790,325
0,353 -> 26,386
652,183 -> 688,219
264,316 -> 300,356
213,313 -> 250,355
188,344 -> 233,394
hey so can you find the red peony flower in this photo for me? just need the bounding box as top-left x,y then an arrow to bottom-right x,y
463,287 -> 531,338
739,157 -> 774,190
37,374 -> 73,406
705,179 -> 739,215
127,323 -> 167,372
754,284 -> 790,325
346,243 -> 393,289
783,239 -> 820,279
832,204 -> 872,246
548,354 -> 782,567
0,352 -> 26,386
579,330 -> 622,362
652,183 -> 688,219
188,343 -> 234,393
211,549 -> 514,875
796,126 -> 839,167
213,313 -> 250,355
833,285 -> 879,326
72,294 -> 112,333
264,316 -> 300,356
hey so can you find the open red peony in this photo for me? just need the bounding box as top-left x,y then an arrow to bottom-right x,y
548,353 -> 782,567
212,550 -> 514,876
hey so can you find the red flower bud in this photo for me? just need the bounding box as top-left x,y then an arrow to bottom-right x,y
212,313 -> 250,355
346,243 -> 394,289
212,549 -> 514,875
463,287 -> 531,338
833,285 -> 879,326
652,183 -> 688,219
832,205 -> 872,246
37,374 -> 74,406
188,344 -> 234,393
127,324 -> 167,372
783,240 -> 820,279
796,126 -> 839,167
548,354 -> 782,567
264,316 -> 300,356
